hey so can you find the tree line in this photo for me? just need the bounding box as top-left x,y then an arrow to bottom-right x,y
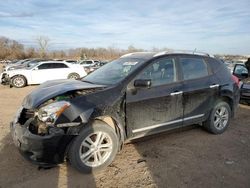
0,36 -> 147,61
0,36 -> 247,61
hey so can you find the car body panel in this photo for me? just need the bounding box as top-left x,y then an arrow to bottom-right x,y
10,52 -> 240,167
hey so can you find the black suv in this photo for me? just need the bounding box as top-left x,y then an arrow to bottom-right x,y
10,52 -> 240,173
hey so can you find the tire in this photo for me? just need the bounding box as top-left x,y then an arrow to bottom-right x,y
11,75 -> 27,88
203,101 -> 231,134
68,73 -> 80,80
68,121 -> 119,173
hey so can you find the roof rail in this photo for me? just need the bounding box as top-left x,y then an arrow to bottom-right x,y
153,50 -> 212,57
120,52 -> 155,58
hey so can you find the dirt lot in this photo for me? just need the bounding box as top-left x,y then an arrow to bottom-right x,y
0,84 -> 250,188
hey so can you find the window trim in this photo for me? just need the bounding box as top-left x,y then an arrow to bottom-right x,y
134,56 -> 180,88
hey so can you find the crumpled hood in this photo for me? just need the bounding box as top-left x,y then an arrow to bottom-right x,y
22,79 -> 106,109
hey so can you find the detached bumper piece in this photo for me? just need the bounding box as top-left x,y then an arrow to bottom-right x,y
10,121 -> 75,166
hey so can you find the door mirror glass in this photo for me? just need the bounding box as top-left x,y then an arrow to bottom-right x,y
134,79 -> 151,88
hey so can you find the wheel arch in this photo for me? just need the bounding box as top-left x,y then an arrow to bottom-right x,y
94,115 -> 126,150
219,95 -> 234,117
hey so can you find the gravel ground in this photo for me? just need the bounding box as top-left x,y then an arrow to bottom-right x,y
0,84 -> 250,188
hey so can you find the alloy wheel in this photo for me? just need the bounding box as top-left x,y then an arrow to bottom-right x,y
13,77 -> 24,87
214,106 -> 229,130
79,131 -> 113,167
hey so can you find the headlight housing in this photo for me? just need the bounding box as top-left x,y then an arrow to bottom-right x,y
38,101 -> 70,123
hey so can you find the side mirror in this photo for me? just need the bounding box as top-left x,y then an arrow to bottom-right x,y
134,79 -> 151,88
233,64 -> 249,79
33,67 -> 38,70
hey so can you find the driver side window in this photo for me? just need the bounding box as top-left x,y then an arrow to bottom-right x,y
137,58 -> 177,86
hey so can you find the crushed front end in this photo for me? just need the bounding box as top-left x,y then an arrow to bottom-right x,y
10,106 -> 77,166
10,79 -> 107,166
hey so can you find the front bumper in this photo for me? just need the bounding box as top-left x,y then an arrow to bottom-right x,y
10,120 -> 75,166
0,72 -> 10,85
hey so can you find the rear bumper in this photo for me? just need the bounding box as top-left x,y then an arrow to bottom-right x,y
10,120 -> 75,166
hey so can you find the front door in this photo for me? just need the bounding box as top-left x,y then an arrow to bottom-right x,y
126,57 -> 183,138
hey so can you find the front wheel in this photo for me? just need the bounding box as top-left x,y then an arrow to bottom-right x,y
203,101 -> 231,134
11,75 -> 27,88
68,121 -> 119,173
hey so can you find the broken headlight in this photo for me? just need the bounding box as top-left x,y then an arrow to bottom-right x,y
38,101 -> 70,123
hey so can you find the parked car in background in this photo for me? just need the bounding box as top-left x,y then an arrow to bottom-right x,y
3,59 -> 49,71
232,63 -> 250,104
63,60 -> 78,64
79,60 -> 100,73
79,60 -> 99,67
84,61 -> 109,74
3,59 -> 30,71
4,61 -> 87,88
1,59 -> 50,84
10,51 -> 240,173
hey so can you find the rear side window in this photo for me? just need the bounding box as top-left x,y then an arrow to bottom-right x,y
52,63 -> 68,68
38,63 -> 51,70
180,57 -> 208,80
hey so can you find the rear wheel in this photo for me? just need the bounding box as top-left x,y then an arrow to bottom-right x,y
68,121 -> 119,173
68,73 -> 80,80
11,75 -> 27,88
203,101 -> 231,134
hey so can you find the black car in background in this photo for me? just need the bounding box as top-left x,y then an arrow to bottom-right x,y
232,63 -> 250,104
11,52 -> 240,173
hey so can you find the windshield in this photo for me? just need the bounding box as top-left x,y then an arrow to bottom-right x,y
83,58 -> 145,85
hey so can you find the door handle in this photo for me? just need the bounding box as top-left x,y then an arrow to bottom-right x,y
209,84 -> 219,88
170,91 -> 183,96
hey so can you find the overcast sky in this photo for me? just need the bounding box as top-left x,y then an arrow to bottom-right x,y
0,0 -> 249,54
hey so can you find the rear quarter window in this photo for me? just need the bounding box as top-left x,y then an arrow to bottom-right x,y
180,57 -> 208,80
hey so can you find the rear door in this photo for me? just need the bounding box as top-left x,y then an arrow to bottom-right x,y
126,56 -> 184,138
179,56 -> 217,125
51,63 -> 70,79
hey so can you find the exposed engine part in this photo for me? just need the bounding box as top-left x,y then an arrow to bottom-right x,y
38,122 -> 49,135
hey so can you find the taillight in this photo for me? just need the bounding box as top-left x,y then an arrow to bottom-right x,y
231,75 -> 240,87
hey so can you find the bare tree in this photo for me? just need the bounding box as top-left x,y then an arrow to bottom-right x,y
36,36 -> 50,58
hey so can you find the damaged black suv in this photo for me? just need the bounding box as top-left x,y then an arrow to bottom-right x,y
10,51 -> 240,173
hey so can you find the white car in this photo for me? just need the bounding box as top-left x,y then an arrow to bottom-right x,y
79,60 -> 99,67
5,61 -> 87,88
